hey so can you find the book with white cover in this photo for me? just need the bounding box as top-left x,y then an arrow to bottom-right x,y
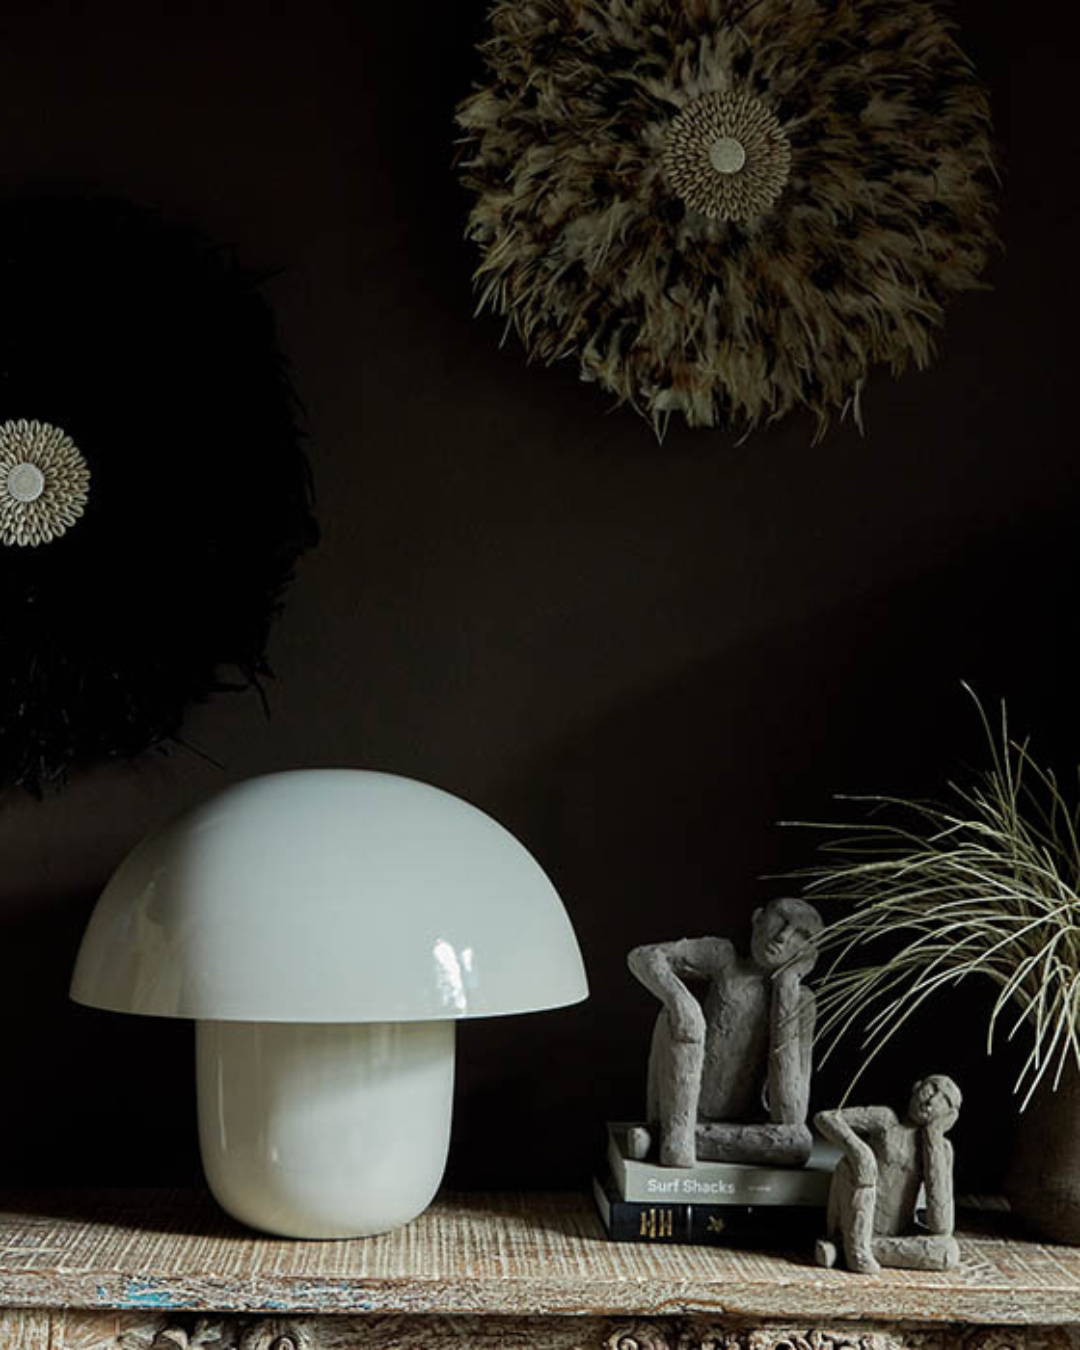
606,1121 -> 839,1206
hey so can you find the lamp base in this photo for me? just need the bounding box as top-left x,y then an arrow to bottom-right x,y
196,1019 -> 455,1238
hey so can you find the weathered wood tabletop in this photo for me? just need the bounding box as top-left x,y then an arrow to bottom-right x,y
1,1190 -> 1079,1349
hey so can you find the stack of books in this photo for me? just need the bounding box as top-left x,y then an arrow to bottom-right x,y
593,1121 -> 837,1246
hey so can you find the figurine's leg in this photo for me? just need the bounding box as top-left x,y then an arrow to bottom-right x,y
814,1239 -> 839,1268
872,1235 -> 960,1271
657,1037 -> 704,1167
845,1183 -> 881,1275
695,1122 -> 813,1166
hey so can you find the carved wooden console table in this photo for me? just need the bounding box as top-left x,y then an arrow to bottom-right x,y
1,1191 -> 1078,1349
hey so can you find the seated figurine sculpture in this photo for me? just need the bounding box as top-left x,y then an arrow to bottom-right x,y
626,897 -> 824,1168
814,1074 -> 962,1274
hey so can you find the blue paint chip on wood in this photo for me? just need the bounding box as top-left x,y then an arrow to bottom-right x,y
120,1277 -> 176,1309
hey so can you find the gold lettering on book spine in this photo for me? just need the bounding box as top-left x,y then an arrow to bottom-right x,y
638,1208 -> 675,1239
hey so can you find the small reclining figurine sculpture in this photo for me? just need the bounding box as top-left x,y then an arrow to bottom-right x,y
815,1074 -> 962,1273
627,897 -> 824,1168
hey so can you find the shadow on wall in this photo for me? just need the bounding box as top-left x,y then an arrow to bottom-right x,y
4,893 -> 200,1187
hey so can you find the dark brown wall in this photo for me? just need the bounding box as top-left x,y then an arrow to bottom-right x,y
0,1 -> 1073,1191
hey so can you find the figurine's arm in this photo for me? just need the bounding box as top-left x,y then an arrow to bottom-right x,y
814,1106 -> 897,1186
627,938 -> 732,1042
921,1129 -> 955,1234
767,977 -> 814,1124
628,937 -> 734,984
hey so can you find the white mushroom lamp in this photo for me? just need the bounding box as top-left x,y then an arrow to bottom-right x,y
70,769 -> 588,1238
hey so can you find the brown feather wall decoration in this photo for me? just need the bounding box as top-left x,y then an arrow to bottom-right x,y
456,0 -> 999,439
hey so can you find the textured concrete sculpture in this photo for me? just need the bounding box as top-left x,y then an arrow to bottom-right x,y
626,897 -> 823,1168
815,1075 -> 962,1274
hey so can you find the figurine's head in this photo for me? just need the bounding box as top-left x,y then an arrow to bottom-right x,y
750,897 -> 823,976
907,1074 -> 962,1130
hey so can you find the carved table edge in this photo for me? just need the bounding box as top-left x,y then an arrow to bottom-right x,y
2,1312 -> 1077,1350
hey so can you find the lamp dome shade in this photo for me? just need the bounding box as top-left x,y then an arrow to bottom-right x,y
70,769 -> 588,1023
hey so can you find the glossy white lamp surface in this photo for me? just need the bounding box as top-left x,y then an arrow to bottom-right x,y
70,769 -> 588,1238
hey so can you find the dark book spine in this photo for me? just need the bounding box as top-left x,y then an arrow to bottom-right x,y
595,1176 -> 822,1247
688,1204 -> 819,1246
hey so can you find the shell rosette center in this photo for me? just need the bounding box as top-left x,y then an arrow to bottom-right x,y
6,462 -> 46,503
0,418 -> 92,548
662,91 -> 791,221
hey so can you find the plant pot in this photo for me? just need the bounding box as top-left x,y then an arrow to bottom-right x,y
1004,1060 -> 1080,1244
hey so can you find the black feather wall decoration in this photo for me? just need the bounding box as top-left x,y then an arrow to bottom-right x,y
457,0 -> 999,438
0,196 -> 318,794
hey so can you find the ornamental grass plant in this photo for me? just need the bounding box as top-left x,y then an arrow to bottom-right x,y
791,690 -> 1080,1109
